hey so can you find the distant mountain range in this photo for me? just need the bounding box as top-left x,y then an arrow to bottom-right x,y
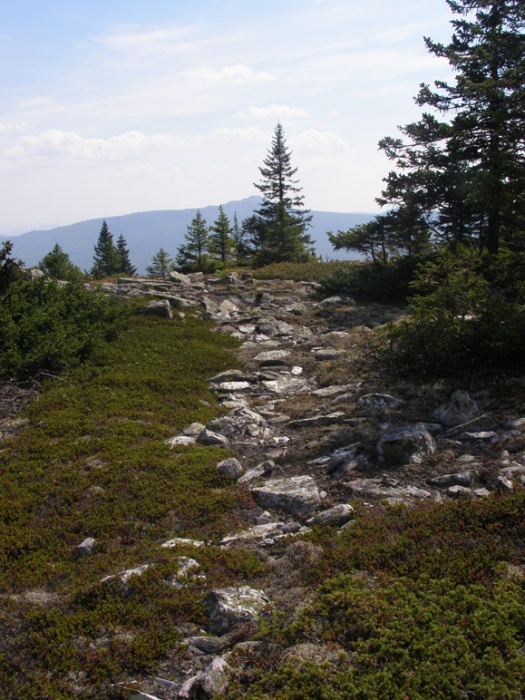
1,196 -> 374,274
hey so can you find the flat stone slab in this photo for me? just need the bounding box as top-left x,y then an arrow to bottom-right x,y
251,475 -> 321,515
306,504 -> 355,527
288,411 -> 346,429
254,349 -> 291,362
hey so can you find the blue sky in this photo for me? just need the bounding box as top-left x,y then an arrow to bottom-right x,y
0,0 -> 454,233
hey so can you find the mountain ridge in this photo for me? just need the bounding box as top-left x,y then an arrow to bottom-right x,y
2,196 -> 373,273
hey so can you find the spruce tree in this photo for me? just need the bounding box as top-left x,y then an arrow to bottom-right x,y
38,243 -> 82,281
115,234 -> 136,276
146,249 -> 173,278
91,221 -> 120,278
232,212 -> 248,266
376,0 -> 525,256
209,205 -> 234,267
253,122 -> 314,265
175,211 -> 211,273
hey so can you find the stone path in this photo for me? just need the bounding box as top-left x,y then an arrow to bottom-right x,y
97,271 -> 525,699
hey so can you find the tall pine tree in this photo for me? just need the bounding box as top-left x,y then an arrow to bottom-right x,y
253,123 -> 314,265
376,0 -> 525,256
175,211 -> 211,273
115,234 -> 136,276
91,221 -> 120,278
209,205 -> 234,267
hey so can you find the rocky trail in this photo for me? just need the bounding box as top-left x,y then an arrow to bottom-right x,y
11,271 -> 525,699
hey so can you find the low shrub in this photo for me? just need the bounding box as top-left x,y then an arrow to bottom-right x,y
250,260 -> 359,283
0,305 -> 265,698
0,278 -> 129,380
378,247 -> 525,377
317,256 -> 426,303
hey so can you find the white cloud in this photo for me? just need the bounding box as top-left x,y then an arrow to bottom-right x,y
292,129 -> 352,155
4,129 -> 187,163
185,64 -> 274,84
0,122 -> 26,134
236,104 -> 308,120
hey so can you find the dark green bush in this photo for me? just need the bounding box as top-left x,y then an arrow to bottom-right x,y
317,256 -> 425,302
379,247 -> 525,377
0,278 -> 129,379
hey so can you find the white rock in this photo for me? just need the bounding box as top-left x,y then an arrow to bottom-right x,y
251,475 -> 321,516
160,537 -> 206,549
206,586 -> 270,635
77,537 -> 96,558
306,504 -> 355,527
165,435 -> 196,448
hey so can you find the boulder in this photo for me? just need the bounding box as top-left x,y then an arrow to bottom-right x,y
182,422 -> 207,437
376,424 -> 436,466
205,586 -> 270,635
356,393 -> 403,414
142,299 -> 173,318
76,537 -> 96,558
237,460 -> 275,485
251,475 -> 321,516
433,390 -> 481,427
447,485 -> 474,499
428,471 -> 475,487
261,376 -> 311,395
217,458 -> 244,480
206,407 -> 270,440
312,347 -> 343,361
306,504 -> 355,527
255,316 -> 295,336
168,270 -> 191,285
197,430 -> 231,448
166,435 -> 196,447
201,656 -> 232,697
219,522 -> 285,546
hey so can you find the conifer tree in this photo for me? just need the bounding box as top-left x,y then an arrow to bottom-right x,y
38,243 -> 83,281
146,248 -> 173,278
175,211 -> 211,272
90,221 -> 120,278
253,122 -> 314,265
375,0 -> 525,256
232,212 -> 250,266
209,205 -> 234,267
115,234 -> 136,276
0,241 -> 25,294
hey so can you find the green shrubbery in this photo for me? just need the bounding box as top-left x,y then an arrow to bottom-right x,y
0,278 -> 128,380
228,495 -> 525,700
250,260 -> 359,283
316,256 -> 423,302
0,303 -> 262,698
378,248 -> 525,377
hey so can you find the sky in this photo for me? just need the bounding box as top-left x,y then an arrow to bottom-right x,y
0,0 -> 456,234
